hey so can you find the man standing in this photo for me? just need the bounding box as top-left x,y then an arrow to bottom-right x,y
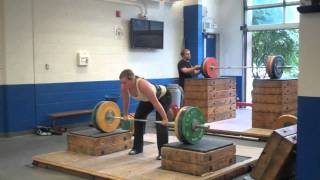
177,49 -> 201,89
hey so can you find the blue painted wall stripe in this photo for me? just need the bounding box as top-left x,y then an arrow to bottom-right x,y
0,76 -> 244,134
0,85 -> 5,132
297,96 -> 320,179
5,84 -> 36,132
183,5 -> 204,66
0,78 -> 178,133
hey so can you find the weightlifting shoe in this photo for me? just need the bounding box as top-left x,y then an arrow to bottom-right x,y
128,149 -> 141,155
156,155 -> 162,160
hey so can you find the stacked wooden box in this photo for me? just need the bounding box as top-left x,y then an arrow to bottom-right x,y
161,140 -> 236,176
252,79 -> 298,129
184,78 -> 236,123
67,128 -> 132,156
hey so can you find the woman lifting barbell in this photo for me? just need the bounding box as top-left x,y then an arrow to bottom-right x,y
119,69 -> 172,160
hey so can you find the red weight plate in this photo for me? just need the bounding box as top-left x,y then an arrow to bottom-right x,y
201,59 -> 208,77
204,57 -> 219,78
266,56 -> 274,78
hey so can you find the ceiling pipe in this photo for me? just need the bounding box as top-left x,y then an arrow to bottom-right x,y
99,0 -> 147,18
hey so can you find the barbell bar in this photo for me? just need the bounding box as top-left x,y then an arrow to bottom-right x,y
92,101 -> 297,144
106,115 -> 174,125
201,55 -> 290,79
207,65 -> 292,69
105,115 -> 209,130
92,101 -> 209,145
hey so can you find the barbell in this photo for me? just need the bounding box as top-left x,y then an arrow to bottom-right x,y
91,101 -> 209,145
201,55 -> 292,79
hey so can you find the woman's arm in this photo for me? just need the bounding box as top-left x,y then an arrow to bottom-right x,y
121,84 -> 130,119
138,79 -> 168,125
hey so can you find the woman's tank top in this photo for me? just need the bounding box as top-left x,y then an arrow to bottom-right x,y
129,78 -> 167,102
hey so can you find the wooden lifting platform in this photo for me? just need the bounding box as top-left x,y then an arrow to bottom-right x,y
32,134 -> 263,180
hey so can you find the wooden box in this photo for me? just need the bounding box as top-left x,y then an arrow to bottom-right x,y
67,128 -> 132,156
252,79 -> 298,129
184,78 -> 236,122
251,125 -> 296,180
161,139 -> 236,176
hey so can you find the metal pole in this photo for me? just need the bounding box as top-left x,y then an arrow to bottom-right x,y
213,66 -> 293,69
212,66 -> 293,69
110,116 -> 175,126
109,115 -> 208,129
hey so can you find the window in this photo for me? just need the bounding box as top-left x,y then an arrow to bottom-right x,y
285,5 -> 299,23
249,29 -> 299,78
245,0 -> 300,29
247,0 -> 282,6
244,0 -> 300,102
247,7 -> 284,26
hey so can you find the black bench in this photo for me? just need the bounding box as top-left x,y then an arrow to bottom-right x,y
48,109 -> 93,127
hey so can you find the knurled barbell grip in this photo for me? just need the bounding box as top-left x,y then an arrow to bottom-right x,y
110,115 -> 209,129
110,115 -> 175,127
111,116 -> 148,122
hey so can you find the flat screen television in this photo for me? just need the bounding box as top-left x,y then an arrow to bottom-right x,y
130,18 -> 164,49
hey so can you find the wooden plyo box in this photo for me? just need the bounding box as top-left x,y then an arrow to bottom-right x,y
251,125 -> 297,180
161,139 -> 236,176
252,79 -> 298,129
184,78 -> 236,122
67,128 -> 132,156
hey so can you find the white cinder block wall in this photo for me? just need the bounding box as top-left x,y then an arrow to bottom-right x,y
4,0 -> 35,85
3,0 -> 184,85
184,0 -> 201,6
216,0 -> 243,76
299,14 -> 320,97
183,0 -> 243,76
0,0 -> 5,85
203,0 -> 220,23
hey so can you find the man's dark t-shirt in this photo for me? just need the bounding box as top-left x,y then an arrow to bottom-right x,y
178,60 -> 193,89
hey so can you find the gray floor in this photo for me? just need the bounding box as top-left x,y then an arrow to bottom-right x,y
0,132 -> 84,180
0,121 -> 265,180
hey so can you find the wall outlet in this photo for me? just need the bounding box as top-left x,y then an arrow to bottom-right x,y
45,64 -> 50,70
77,51 -> 90,66
114,25 -> 124,40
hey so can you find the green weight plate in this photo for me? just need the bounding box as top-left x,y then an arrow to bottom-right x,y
121,118 -> 133,131
181,107 -> 205,145
92,101 -> 104,131
178,108 -> 188,143
174,106 -> 187,142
